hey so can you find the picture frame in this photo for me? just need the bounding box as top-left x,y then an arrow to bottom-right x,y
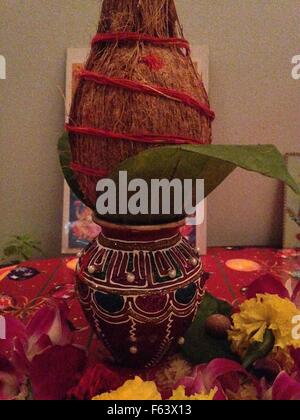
61,46 -> 210,254
283,153 -> 300,249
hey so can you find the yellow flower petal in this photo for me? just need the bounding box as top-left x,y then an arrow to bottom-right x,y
229,294 -> 300,357
93,377 -> 162,401
170,386 -> 217,401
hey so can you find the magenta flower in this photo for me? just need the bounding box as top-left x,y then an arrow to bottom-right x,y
0,300 -> 86,400
0,356 -> 20,400
25,300 -> 73,361
175,359 -> 249,400
271,372 -> 300,400
29,345 -> 86,400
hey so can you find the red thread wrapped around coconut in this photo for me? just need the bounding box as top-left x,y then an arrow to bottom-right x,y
68,0 -> 214,214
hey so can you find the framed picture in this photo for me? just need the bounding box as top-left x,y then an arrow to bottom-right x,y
62,46 -> 210,254
61,184 -> 101,254
283,153 -> 300,249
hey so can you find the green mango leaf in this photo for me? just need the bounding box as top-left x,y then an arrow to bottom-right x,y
58,138 -> 299,225
57,133 -> 90,207
116,144 -> 299,196
108,144 -> 299,225
242,330 -> 275,369
182,293 -> 238,365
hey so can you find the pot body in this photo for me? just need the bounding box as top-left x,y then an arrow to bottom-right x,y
76,220 -> 206,368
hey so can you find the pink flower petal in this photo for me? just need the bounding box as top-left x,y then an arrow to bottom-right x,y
67,363 -> 125,400
0,356 -> 19,400
0,316 -> 27,358
176,368 -> 206,395
291,348 -> 300,372
176,359 -> 248,400
26,305 -> 57,338
246,274 -> 289,300
202,359 -> 248,388
292,282 -> 300,306
29,345 -> 87,400
272,372 -> 300,400
11,337 -> 30,374
30,334 -> 53,359
26,301 -> 72,360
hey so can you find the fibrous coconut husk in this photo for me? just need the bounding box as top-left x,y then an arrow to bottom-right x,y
69,0 -> 212,212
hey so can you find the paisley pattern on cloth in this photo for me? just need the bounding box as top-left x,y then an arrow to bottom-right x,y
8,267 -> 40,281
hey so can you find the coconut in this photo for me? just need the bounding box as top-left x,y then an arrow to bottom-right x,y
68,0 -> 213,215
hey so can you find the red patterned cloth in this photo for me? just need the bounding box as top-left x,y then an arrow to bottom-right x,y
0,247 -> 299,367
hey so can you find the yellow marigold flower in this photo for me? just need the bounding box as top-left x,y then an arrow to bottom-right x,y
170,386 -> 217,400
155,355 -> 193,391
92,377 -> 162,401
228,294 -> 300,356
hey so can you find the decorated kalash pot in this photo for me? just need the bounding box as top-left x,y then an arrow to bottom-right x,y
67,0 -> 214,368
76,218 -> 206,368
60,0 -> 299,368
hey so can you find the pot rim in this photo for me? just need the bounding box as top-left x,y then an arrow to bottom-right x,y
92,215 -> 186,232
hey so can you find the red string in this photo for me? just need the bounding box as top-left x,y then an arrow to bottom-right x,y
79,70 -> 215,120
70,162 -> 108,178
66,124 -> 204,145
70,32 -> 212,179
92,32 -> 190,54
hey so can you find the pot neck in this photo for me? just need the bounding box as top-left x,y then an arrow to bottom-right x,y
94,217 -> 185,243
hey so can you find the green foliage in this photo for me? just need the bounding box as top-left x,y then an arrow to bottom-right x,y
112,144 -> 300,224
57,132 -> 89,207
242,330 -> 276,369
116,144 -> 299,196
182,293 -> 238,365
58,131 -> 299,225
0,235 -> 44,265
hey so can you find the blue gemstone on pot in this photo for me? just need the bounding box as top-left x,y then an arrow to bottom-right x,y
175,283 -> 197,304
94,291 -> 125,314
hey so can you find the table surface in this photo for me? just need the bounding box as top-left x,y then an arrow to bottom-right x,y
1,247 -> 299,367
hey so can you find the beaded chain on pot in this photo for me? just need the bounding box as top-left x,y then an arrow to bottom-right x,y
66,32 -> 215,179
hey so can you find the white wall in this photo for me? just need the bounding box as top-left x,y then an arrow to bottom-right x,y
0,0 -> 299,256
